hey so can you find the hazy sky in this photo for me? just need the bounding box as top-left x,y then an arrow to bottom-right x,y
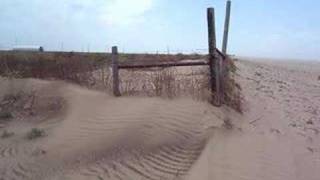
0,0 -> 319,60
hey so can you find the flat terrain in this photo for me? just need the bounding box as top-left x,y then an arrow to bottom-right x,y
0,59 -> 319,180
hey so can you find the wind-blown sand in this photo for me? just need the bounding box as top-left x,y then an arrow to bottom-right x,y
0,59 -> 319,180
188,59 -> 320,180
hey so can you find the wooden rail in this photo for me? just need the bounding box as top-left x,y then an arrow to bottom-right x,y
118,61 -> 208,69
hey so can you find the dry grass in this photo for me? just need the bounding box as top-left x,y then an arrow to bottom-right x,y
26,128 -> 46,140
0,51 -> 105,87
222,57 -> 243,113
117,67 -> 210,101
0,111 -> 13,121
223,117 -> 233,130
1,130 -> 14,139
0,51 -> 205,87
0,51 -> 242,112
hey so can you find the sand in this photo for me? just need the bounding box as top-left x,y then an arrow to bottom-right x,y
187,59 -> 320,180
0,59 -> 320,180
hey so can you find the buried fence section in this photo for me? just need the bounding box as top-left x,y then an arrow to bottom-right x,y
110,49 -> 211,98
111,4 -> 232,107
110,47 -> 225,106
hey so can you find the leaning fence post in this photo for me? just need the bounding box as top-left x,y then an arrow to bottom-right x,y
112,46 -> 121,96
207,8 -> 221,106
222,0 -> 231,54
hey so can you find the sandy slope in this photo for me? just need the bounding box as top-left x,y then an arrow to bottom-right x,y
0,59 -> 320,180
0,78 -> 223,180
187,59 -> 320,180
43,88 -> 220,180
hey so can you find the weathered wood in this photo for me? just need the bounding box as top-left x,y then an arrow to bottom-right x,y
112,46 -> 121,96
118,61 -> 208,69
215,55 -> 222,106
207,8 -> 217,56
207,8 -> 216,104
207,8 -> 221,106
218,54 -> 225,104
216,48 -> 227,102
222,0 -> 231,54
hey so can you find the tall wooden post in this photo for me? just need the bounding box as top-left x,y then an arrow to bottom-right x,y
222,0 -> 231,54
112,46 -> 120,96
207,8 -> 221,106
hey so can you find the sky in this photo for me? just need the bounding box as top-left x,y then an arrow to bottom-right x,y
0,0 -> 319,60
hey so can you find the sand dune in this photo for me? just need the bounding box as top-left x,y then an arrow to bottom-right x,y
0,79 -> 223,180
0,59 -> 320,180
42,87 -> 219,180
187,59 -> 320,180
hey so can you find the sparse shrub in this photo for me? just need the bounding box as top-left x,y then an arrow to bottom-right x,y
0,111 -> 13,121
151,68 -> 177,98
27,128 -> 46,140
223,117 -> 233,130
306,120 -> 314,125
2,93 -> 20,102
1,130 -> 14,138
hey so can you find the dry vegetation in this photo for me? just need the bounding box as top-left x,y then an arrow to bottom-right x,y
222,57 -> 243,112
26,128 -> 46,140
1,130 -> 14,138
0,51 -> 241,112
118,67 -> 211,100
0,51 -> 106,87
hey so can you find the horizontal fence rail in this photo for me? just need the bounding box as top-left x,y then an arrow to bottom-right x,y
118,61 -> 209,69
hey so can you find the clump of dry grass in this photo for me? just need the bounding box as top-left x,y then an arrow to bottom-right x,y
150,69 -> 177,98
118,66 -> 210,100
223,117 -> 233,130
1,130 -> 14,139
0,111 -> 13,121
0,93 -> 17,122
222,57 -> 243,113
26,128 -> 46,140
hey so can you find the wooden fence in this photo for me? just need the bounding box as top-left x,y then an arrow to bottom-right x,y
111,1 -> 232,107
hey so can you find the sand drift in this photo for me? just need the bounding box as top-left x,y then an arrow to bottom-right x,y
1,59 -> 320,180
0,79 -> 222,180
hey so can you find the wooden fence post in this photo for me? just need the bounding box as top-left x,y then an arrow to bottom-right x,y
222,0 -> 231,54
207,8 -> 221,106
112,46 -> 121,96
207,8 -> 216,104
